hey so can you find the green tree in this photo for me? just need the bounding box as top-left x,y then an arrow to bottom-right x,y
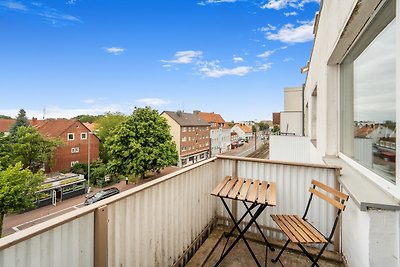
105,107 -> 178,178
0,115 -> 12,119
258,122 -> 269,131
0,132 -> 13,169
95,112 -> 126,162
12,126 -> 62,173
0,163 -> 45,237
73,114 -> 99,123
9,108 -> 29,136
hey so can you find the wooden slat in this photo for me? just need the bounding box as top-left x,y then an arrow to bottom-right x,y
237,179 -> 252,201
282,215 -> 313,243
309,188 -> 345,210
271,215 -> 298,243
219,177 -> 238,197
311,180 -> 349,200
267,182 -> 276,206
290,216 -> 321,243
211,176 -> 231,196
228,178 -> 245,199
246,180 -> 260,202
293,215 -> 327,243
277,215 -> 305,243
257,181 -> 268,204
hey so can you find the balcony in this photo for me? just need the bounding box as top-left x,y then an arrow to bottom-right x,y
0,155 -> 343,267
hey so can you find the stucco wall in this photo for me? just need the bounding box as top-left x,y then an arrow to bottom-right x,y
284,87 -> 302,112
280,112 -> 302,135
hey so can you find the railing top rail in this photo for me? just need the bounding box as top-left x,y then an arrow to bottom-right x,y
0,157 -> 217,250
216,155 -> 342,170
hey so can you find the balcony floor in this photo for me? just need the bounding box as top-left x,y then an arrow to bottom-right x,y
187,226 -> 345,267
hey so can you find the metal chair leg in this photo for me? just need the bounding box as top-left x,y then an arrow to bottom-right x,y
271,239 -> 290,263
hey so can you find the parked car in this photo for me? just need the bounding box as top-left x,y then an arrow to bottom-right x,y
84,187 -> 120,205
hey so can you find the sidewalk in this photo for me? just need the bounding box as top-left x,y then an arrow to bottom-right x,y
2,166 -> 179,237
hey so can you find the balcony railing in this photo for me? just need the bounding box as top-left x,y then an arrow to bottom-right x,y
0,156 -> 341,267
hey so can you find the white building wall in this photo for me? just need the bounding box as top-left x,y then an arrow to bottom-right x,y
221,128 -> 231,153
284,86 -> 302,111
280,112 -> 303,135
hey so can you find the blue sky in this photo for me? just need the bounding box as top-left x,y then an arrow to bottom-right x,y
0,0 -> 319,122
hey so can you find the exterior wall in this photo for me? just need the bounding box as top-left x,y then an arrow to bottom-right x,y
284,86 -> 302,111
210,128 -> 219,156
342,191 -> 400,267
161,113 -> 181,165
269,135 -> 311,163
221,128 -> 231,153
230,125 -> 246,139
280,111 -> 303,135
51,122 -> 100,172
180,126 -> 210,166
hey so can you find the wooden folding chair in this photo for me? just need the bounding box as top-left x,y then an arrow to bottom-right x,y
271,179 -> 349,267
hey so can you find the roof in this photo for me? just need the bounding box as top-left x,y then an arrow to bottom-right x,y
83,122 -> 97,132
0,119 -> 15,132
36,119 -> 79,137
238,124 -> 252,133
196,112 -> 225,124
162,111 -> 210,126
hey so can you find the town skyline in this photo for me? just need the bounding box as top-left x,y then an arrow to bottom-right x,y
0,0 -> 319,121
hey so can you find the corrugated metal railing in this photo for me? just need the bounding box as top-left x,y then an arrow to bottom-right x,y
0,156 -> 341,267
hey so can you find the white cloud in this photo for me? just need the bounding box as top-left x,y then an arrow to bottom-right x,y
284,11 -> 297,16
136,98 -> 170,106
283,57 -> 294,62
233,55 -> 244,63
66,0 -> 77,4
257,24 -> 276,32
265,20 -> 314,43
0,1 -> 81,25
258,63 -> 272,71
260,0 -> 319,10
0,1 -> 27,10
198,0 -> 238,5
104,47 -> 125,55
161,50 -> 202,64
257,50 -> 274,59
83,99 -> 96,104
198,61 -> 252,78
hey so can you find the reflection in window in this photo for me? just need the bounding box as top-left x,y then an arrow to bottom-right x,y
342,18 -> 396,183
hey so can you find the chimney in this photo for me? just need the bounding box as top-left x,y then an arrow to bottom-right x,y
32,117 -> 38,126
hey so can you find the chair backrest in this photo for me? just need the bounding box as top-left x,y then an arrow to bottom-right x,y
308,179 -> 349,211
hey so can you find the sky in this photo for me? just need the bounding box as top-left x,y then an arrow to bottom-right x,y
0,0 -> 320,122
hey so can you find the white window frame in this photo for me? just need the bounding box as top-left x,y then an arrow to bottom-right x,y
339,1 -> 399,198
67,133 -> 75,141
70,161 -> 79,167
81,133 -> 87,140
71,147 -> 79,154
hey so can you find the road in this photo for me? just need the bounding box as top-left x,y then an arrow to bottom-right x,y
222,134 -> 267,158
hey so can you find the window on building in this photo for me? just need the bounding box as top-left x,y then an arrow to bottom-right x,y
341,1 -> 396,185
67,133 -> 74,141
182,136 -> 187,142
182,127 -> 187,132
189,127 -> 191,132
71,147 -> 79,154
81,133 -> 87,140
70,161 -> 79,167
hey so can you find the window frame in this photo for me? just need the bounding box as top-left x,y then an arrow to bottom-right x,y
338,0 -> 399,198
67,133 -> 75,141
81,133 -> 87,140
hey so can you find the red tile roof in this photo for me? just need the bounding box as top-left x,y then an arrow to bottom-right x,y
36,119 -> 78,138
83,122 -> 97,132
354,125 -> 378,138
196,112 -> 225,124
0,119 -> 15,132
239,124 -> 252,133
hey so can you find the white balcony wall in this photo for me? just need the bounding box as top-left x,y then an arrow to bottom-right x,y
270,135 -> 311,163
0,213 -> 94,267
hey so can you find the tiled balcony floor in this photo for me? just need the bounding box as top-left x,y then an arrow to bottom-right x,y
187,227 -> 345,267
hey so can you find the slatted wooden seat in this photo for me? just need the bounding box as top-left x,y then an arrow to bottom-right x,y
271,179 -> 349,267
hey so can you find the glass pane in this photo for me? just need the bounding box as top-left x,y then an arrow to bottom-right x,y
353,19 -> 396,183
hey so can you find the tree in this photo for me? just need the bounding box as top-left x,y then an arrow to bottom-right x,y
73,114 -> 99,123
12,126 -> 62,173
0,115 -> 12,119
105,107 -> 178,178
9,108 -> 29,136
95,112 -> 126,162
0,163 -> 45,237
0,132 -> 13,169
258,122 -> 269,131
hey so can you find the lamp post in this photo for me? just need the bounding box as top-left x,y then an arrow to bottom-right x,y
87,132 -> 91,196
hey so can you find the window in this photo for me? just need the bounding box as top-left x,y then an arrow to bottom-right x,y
341,2 -> 396,185
81,133 -> 87,140
182,146 -> 186,151
67,133 -> 74,141
182,127 -> 187,132
71,147 -> 80,154
189,127 -> 191,132
182,136 -> 187,142
70,161 -> 79,167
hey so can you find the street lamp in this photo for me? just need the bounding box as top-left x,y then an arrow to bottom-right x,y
87,131 -> 91,197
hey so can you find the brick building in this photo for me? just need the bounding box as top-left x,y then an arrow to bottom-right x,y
36,119 -> 100,172
161,111 -> 210,167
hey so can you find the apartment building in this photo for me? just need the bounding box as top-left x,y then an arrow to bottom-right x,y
195,111 -> 231,156
280,86 -> 303,136
161,111 -> 210,167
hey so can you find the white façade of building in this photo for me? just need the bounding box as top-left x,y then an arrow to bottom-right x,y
275,1 -> 400,266
280,86 -> 303,136
230,124 -> 253,141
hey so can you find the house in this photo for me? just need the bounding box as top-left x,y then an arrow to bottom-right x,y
36,119 -> 100,172
270,0 -> 399,266
272,112 -> 280,127
194,111 -> 231,156
280,86 -> 303,136
0,119 -> 15,135
230,124 -> 252,141
161,111 -> 210,167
